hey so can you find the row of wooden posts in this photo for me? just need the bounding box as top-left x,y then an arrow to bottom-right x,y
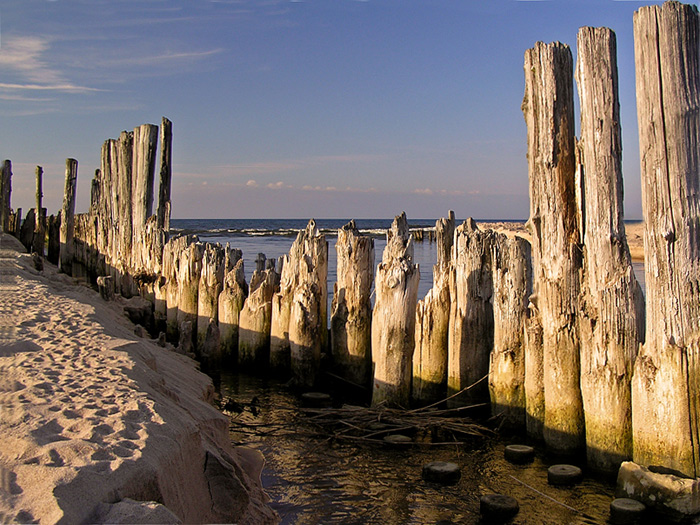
1,1 -> 698,479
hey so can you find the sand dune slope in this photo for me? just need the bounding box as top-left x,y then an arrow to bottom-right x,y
0,234 -> 276,524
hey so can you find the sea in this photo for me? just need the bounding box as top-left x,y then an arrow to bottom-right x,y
171,218 -> 453,301
170,218 -> 645,301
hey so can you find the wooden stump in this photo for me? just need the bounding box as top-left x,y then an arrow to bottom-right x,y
523,41 -> 584,454
632,1 -> 700,478
524,304 -> 544,440
218,257 -> 248,367
270,219 -> 328,374
163,235 -> 196,341
576,25 -> 645,472
447,218 -> 495,408
239,261 -> 278,368
20,209 -> 35,253
289,282 -> 323,388
489,233 -> 531,429
59,159 -> 78,276
371,212 -> 419,407
47,214 -> 60,265
197,243 -> 225,352
176,242 -> 204,348
413,211 -> 454,404
330,220 -> 375,388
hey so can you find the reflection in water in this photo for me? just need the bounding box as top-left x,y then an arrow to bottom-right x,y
221,373 -> 615,524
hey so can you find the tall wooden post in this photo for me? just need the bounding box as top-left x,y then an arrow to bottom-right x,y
59,159 -> 78,275
576,26 -> 645,472
132,124 -> 158,241
157,117 -> 172,231
116,132 -> 134,292
522,41 -> 584,455
33,166 -> 45,256
632,1 -> 700,478
1,160 -> 12,233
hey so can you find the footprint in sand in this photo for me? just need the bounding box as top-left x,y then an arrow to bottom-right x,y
62,409 -> 80,419
0,466 -> 23,495
46,449 -> 64,467
91,423 -> 114,436
30,420 -> 69,446
90,448 -> 114,461
111,445 -> 135,458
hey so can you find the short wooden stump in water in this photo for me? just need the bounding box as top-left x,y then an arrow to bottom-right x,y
547,464 -> 583,486
609,498 -> 646,524
301,392 -> 332,408
480,494 -> 520,522
504,444 -> 535,464
421,461 -> 461,485
383,434 -> 412,448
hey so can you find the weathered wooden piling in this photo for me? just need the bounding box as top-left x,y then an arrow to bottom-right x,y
632,1 -> 700,478
131,124 -> 158,242
239,257 -> 278,368
19,209 -> 35,252
176,242 -> 204,344
289,282 -> 323,388
47,214 -> 60,265
162,235 -> 195,341
218,257 -> 248,366
413,211 -> 454,404
330,220 -> 375,388
33,166 -> 45,256
523,41 -> 584,454
576,25 -> 645,472
447,218 -> 495,408
1,160 -> 12,233
524,303 -> 544,440
489,233 -> 531,428
270,219 -> 328,374
157,117 -> 172,230
371,212 -> 420,407
59,159 -> 78,275
197,243 -> 225,351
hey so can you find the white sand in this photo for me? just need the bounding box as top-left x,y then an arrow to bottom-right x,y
0,234 -> 275,524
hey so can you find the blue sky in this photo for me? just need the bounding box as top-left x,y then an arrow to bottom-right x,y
0,0 -> 671,219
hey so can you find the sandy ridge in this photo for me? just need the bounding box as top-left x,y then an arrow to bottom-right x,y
0,234 -> 276,524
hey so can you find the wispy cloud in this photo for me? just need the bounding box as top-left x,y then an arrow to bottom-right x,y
0,82 -> 101,93
102,49 -> 225,68
0,36 -> 99,93
0,36 -> 62,83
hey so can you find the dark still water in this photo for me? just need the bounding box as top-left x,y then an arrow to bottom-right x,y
221,373 -> 616,525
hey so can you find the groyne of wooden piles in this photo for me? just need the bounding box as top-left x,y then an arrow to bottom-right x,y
2,0 -> 699,482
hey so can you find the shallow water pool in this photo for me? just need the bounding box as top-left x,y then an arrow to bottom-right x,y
220,373 -> 620,524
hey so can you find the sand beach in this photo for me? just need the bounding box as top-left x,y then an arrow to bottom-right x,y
0,233 -> 275,524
